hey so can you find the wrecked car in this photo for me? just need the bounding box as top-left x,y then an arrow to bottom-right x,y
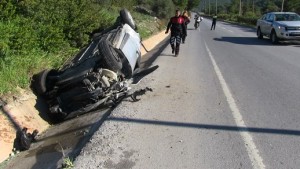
32,9 -> 155,121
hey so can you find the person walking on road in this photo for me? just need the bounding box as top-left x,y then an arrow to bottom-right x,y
181,10 -> 190,43
165,9 -> 187,56
211,14 -> 217,30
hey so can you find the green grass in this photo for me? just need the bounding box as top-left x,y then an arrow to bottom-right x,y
0,48 -> 77,96
132,11 -> 166,39
62,157 -> 74,169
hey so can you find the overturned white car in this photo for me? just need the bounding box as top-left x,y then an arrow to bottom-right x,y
32,9 -> 156,121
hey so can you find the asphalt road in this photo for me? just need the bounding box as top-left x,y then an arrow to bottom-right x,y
73,18 -> 300,169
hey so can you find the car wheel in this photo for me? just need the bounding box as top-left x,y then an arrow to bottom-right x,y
98,38 -> 122,72
31,69 -> 50,95
257,28 -> 263,39
270,30 -> 278,44
120,8 -> 136,30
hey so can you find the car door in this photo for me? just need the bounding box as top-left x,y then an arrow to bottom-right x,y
259,14 -> 268,34
264,13 -> 275,35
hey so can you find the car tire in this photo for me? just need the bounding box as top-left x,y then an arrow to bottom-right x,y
32,69 -> 50,95
98,38 -> 122,72
120,9 -> 136,30
257,28 -> 263,39
270,30 -> 278,44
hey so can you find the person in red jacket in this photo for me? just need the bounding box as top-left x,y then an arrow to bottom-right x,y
165,9 -> 187,56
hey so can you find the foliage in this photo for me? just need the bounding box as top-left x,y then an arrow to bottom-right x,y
152,0 -> 176,18
173,0 -> 189,9
133,11 -> 165,39
137,0 -> 176,19
285,0 -> 300,13
18,0 -> 118,49
202,0 -> 300,27
187,0 -> 201,11
0,49 -> 54,94
0,0 -> 17,21
237,16 -> 257,25
62,157 -> 74,169
203,0 -> 300,17
110,0 -> 138,10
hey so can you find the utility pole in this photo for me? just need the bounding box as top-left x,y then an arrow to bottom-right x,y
209,0 -> 211,15
253,0 -> 255,14
239,0 -> 242,16
204,0 -> 206,14
281,0 -> 285,12
216,0 -> 217,15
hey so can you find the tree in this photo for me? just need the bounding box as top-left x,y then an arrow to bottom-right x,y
187,0 -> 201,10
286,0 -> 300,13
173,0 -> 188,9
0,0 -> 17,21
229,0 -> 240,14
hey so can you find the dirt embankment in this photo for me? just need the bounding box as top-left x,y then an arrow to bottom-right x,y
0,31 -> 168,163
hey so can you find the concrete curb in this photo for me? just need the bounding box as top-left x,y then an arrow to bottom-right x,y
141,31 -> 168,56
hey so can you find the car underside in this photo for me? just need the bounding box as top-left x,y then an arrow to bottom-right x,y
31,9 -> 155,121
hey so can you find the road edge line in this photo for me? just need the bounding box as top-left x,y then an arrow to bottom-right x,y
204,42 -> 265,169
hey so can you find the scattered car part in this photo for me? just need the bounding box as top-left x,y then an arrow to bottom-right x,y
16,127 -> 39,151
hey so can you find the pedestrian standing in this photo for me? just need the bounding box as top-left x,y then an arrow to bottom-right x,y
181,10 -> 190,43
211,14 -> 217,30
165,9 -> 187,56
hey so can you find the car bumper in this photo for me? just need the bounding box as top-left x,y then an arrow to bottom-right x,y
277,31 -> 300,40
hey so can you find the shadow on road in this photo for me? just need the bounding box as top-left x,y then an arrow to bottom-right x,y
107,117 -> 300,136
160,53 -> 176,57
140,37 -> 169,68
214,36 -> 300,46
221,22 -> 256,33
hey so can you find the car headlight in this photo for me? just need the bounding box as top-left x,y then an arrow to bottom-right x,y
278,25 -> 286,31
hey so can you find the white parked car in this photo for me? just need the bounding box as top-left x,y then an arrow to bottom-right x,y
256,12 -> 300,43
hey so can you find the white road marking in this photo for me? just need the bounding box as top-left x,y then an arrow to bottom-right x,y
204,42 -> 265,169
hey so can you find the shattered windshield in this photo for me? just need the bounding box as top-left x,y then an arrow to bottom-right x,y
275,13 -> 300,21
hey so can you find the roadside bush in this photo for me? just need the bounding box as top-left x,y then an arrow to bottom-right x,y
217,14 -> 231,20
216,14 -> 239,22
133,11 -> 164,39
152,0 -> 176,19
110,0 -> 138,10
18,0 -> 107,49
237,16 -> 257,26
137,0 -> 176,19
0,0 -> 16,21
0,16 -> 40,57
